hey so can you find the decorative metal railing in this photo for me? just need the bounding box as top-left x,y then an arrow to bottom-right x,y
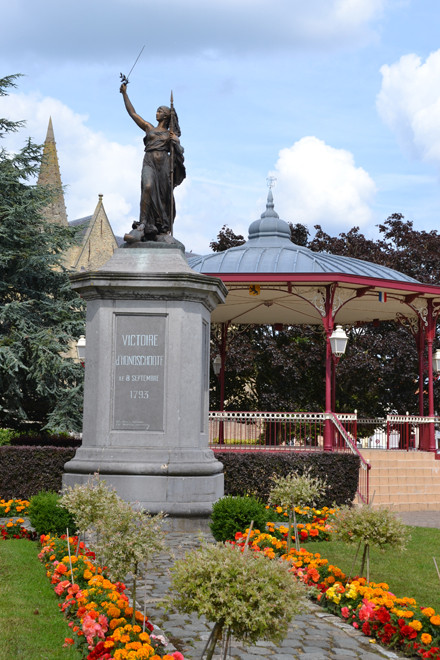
356,414 -> 439,451
208,410 -> 367,503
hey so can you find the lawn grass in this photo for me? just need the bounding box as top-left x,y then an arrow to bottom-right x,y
306,525 -> 440,612
0,540 -> 82,660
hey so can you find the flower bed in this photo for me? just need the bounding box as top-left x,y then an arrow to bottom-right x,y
0,518 -> 33,540
265,505 -> 337,543
38,533 -> 184,660
0,498 -> 29,516
233,528 -> 440,659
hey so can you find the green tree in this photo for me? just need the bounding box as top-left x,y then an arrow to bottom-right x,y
0,75 -> 85,432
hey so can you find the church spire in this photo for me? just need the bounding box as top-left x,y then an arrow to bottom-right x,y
37,117 -> 68,226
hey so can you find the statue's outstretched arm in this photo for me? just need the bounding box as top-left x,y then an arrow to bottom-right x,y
120,84 -> 153,132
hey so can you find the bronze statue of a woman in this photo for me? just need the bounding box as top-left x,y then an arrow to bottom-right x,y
120,83 -> 186,242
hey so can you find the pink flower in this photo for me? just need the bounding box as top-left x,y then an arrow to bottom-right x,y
341,607 -> 350,619
82,613 -> 108,644
358,598 -> 375,621
54,580 -> 71,595
172,653 -> 185,660
353,622 -> 359,629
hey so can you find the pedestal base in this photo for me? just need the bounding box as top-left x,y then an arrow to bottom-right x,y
65,243 -> 228,520
63,470 -> 223,517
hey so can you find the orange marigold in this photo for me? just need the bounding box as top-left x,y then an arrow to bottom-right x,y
421,633 -> 433,645
430,615 -> 440,626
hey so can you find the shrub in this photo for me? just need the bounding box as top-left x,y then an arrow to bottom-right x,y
28,491 -> 77,536
333,504 -> 410,581
169,542 -> 306,659
60,472 -> 121,536
269,468 -> 326,551
210,495 -> 269,542
215,451 -> 359,505
0,428 -> 16,446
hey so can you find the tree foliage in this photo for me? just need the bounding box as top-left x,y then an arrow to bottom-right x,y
0,75 -> 85,431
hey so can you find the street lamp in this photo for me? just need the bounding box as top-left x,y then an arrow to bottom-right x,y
328,325 -> 349,448
212,354 -> 224,444
76,335 -> 86,364
433,348 -> 440,374
329,325 -> 349,358
213,354 -> 222,377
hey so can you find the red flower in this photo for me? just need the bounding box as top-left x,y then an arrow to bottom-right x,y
399,625 -> 417,640
375,607 -> 391,624
362,622 -> 371,636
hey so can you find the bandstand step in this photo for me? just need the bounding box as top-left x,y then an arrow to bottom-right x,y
361,450 -> 440,511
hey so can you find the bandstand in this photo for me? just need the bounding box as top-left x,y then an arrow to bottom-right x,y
189,191 -> 440,505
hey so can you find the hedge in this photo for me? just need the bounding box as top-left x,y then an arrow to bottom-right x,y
9,433 -> 81,448
0,446 -> 360,505
215,451 -> 360,506
0,446 -> 76,499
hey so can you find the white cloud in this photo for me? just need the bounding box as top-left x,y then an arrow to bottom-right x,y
269,137 -> 376,230
1,92 -> 142,238
377,49 -> 440,166
0,0 -> 386,62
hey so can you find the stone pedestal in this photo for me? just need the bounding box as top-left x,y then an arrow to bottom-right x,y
63,240 -> 228,519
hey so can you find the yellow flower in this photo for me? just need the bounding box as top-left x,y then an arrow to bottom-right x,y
421,633 -> 432,645
409,620 -> 422,631
422,607 -> 436,617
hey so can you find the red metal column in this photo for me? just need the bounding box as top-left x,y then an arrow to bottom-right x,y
426,300 -> 436,451
323,287 -> 335,451
416,319 -> 425,417
218,322 -> 228,445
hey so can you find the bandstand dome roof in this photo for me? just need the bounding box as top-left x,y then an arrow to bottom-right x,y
187,191 -> 440,327
189,191 -> 417,284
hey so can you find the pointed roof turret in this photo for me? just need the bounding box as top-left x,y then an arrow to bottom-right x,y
37,117 -> 68,226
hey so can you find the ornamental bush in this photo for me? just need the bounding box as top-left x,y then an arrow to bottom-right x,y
60,472 -> 121,537
28,490 -> 77,536
169,541 -> 306,657
210,495 -> 269,542
269,468 -> 326,551
269,468 -> 326,510
334,504 -> 410,552
333,504 -> 410,581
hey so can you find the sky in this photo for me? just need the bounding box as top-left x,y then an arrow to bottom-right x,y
2,0 -> 440,254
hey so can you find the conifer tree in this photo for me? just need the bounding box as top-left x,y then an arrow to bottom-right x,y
0,75 -> 85,432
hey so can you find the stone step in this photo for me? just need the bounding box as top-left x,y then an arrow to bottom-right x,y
362,449 -> 437,461
371,500 -> 440,512
370,481 -> 440,497
361,450 -> 440,511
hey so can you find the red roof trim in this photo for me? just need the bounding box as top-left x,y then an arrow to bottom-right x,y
205,272 -> 440,296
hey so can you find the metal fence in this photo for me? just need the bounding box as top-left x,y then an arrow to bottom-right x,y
208,410 -> 368,503
208,411 -> 357,451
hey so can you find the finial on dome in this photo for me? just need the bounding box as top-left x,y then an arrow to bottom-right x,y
261,187 -> 279,219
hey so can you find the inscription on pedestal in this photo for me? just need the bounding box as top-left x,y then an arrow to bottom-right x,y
112,314 -> 166,431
